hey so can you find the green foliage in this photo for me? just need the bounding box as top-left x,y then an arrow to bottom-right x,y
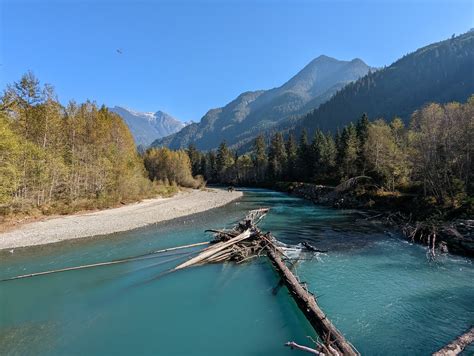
154,57 -> 370,152
0,73 -> 155,216
252,135 -> 267,182
268,132 -> 287,180
235,154 -> 254,183
296,129 -> 310,181
340,123 -> 359,179
3,67 -> 470,218
318,133 -> 337,180
363,119 -> 410,190
0,114 -> 21,205
409,98 -> 473,205
216,141 -> 235,182
186,144 -> 202,177
195,97 -> 472,210
285,134 -> 298,180
309,129 -> 325,178
356,113 -> 369,145
144,147 -> 204,189
296,31 -> 474,136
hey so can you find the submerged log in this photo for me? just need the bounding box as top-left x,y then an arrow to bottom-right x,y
1,241 -> 210,282
4,207 -> 358,355
266,244 -> 358,356
285,341 -> 324,355
302,242 -> 328,253
174,208 -> 357,355
433,326 -> 474,356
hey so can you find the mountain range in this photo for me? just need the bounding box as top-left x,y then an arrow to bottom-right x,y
109,106 -> 185,147
153,55 -> 372,150
279,30 -> 474,138
131,31 -> 473,152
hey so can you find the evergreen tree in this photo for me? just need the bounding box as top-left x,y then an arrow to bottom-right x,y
235,154 -> 253,183
199,155 -> 207,180
320,133 -> 337,180
252,135 -> 267,182
297,129 -> 310,181
285,134 -> 298,180
310,129 -> 325,180
216,141 -> 234,182
268,132 -> 287,180
186,144 -> 202,176
205,151 -> 218,182
355,113 -> 370,173
335,128 -> 344,169
356,113 -> 370,145
340,123 -> 359,179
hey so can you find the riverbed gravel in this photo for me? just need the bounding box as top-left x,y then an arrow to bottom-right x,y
0,188 -> 242,251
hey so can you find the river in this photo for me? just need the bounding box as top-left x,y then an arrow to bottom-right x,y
1,188 -> 473,355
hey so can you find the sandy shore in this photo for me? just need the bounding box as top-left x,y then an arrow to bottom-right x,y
0,188 -> 242,251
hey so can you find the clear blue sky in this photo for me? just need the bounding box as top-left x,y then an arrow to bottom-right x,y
1,0 -> 472,122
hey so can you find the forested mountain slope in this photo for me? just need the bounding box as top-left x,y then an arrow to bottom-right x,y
285,31 -> 474,136
154,55 -> 370,150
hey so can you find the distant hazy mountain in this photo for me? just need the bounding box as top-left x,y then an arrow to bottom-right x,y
154,55 -> 371,150
283,31 -> 474,137
110,106 -> 185,147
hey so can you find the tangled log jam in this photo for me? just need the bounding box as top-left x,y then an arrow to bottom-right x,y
174,208 -> 359,355
174,208 -> 270,269
4,208 -> 470,355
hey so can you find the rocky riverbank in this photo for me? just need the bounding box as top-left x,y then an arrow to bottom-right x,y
274,182 -> 474,257
0,188 -> 243,251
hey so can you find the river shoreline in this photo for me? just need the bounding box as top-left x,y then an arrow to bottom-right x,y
0,188 -> 242,251
269,182 -> 474,257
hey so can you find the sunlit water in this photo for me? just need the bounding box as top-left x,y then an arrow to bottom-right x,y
0,188 -> 473,355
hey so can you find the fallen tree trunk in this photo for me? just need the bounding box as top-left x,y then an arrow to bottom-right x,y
433,326 -> 474,356
1,241 -> 210,282
302,241 -> 328,253
266,244 -> 358,356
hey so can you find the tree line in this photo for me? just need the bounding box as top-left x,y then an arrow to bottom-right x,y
0,73 -> 199,217
187,97 -> 473,207
2,72 -> 470,217
297,31 -> 474,135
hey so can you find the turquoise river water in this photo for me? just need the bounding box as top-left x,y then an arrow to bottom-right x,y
0,188 -> 473,355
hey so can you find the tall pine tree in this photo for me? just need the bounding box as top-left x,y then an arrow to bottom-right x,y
268,132 -> 287,180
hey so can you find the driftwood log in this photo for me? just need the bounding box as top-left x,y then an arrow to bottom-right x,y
173,208 -> 270,270
173,229 -> 252,270
266,243 -> 358,356
172,208 -> 357,355
3,208 -> 358,355
285,341 -> 324,355
334,176 -> 372,193
433,326 -> 474,356
0,241 -> 210,282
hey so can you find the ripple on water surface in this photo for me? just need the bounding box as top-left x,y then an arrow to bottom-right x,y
0,188 -> 473,355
